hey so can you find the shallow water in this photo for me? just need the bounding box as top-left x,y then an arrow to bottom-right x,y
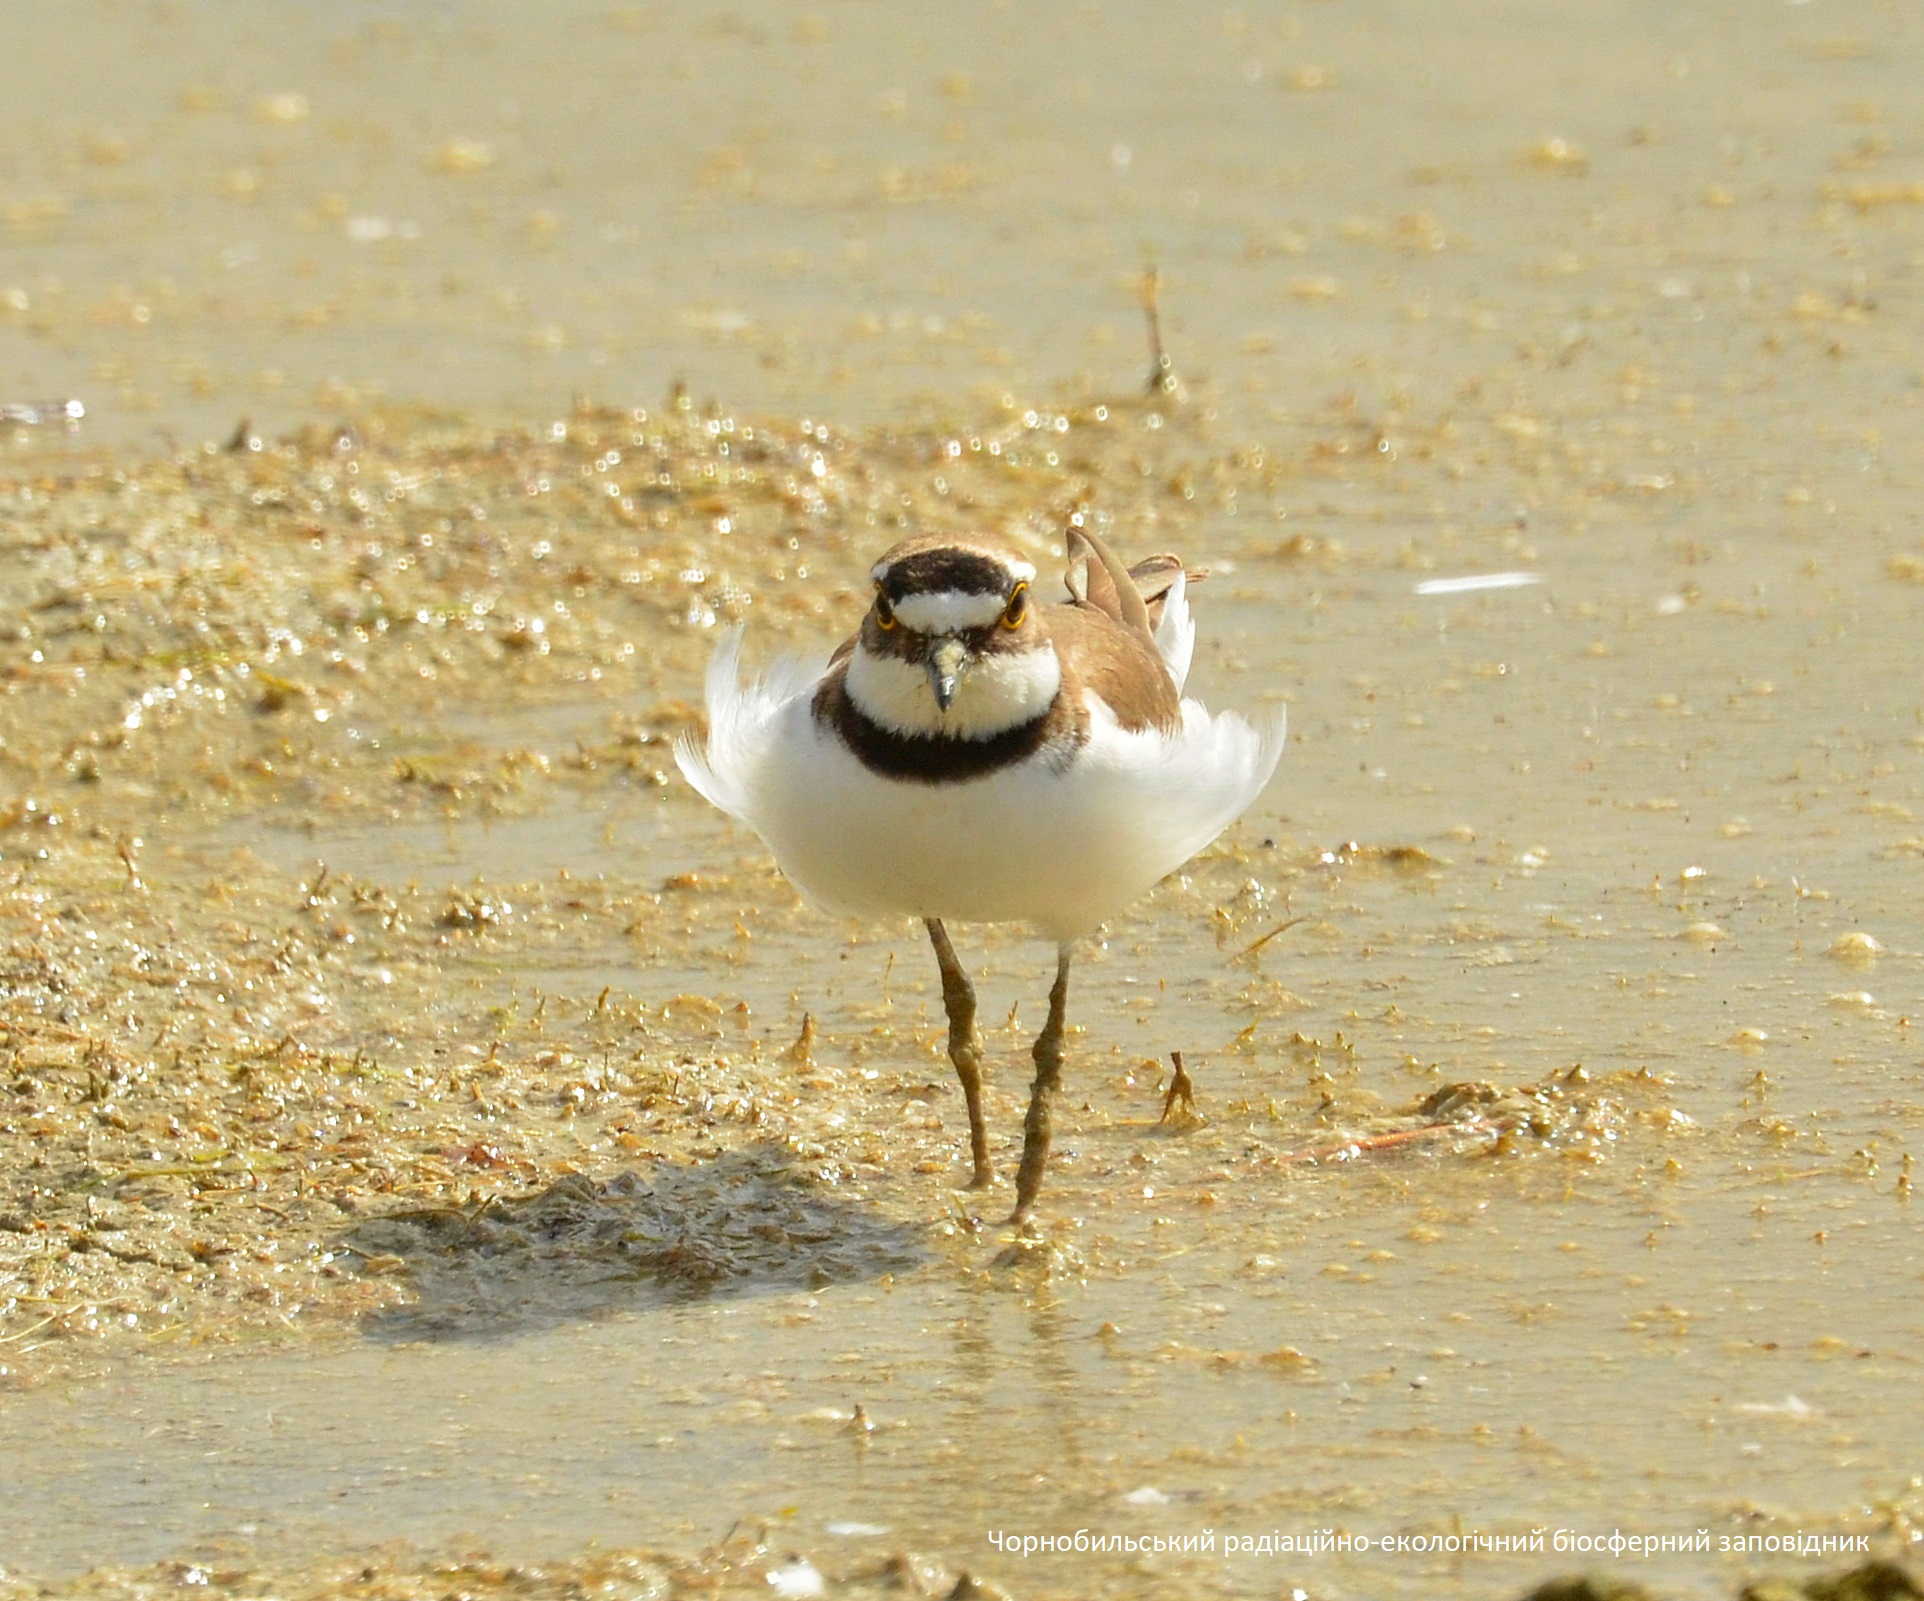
5,1170 -> 1918,1593
7,0 -> 1916,453
3,2 -> 1924,1599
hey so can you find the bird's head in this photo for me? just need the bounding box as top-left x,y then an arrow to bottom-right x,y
846,537 -> 1059,738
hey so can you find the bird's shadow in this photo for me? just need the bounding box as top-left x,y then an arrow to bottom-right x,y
343,1144 -> 925,1343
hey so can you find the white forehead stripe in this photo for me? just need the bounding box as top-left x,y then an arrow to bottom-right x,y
891,590 -> 1010,633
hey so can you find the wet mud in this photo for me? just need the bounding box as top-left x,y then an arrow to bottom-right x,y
4,2 -> 1924,1599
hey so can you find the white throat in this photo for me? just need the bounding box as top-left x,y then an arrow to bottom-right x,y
846,640 -> 1061,738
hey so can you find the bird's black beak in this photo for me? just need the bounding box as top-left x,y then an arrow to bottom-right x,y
928,637 -> 969,711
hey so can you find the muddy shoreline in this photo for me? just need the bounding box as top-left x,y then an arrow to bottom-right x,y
6,0 -> 1924,1595
4,383 -> 1920,1597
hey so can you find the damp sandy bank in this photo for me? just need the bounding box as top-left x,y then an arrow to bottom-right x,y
3,1 -> 1924,1597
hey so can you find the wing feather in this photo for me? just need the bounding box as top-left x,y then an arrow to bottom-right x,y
674,626 -> 826,826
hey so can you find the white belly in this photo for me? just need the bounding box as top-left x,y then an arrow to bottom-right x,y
762,707 -> 1169,937
676,633 -> 1286,942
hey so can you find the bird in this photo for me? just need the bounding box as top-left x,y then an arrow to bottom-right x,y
676,519 -> 1286,1221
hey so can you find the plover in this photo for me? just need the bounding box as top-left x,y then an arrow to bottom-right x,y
676,521 -> 1286,1219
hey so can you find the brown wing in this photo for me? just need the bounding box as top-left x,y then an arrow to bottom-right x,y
1062,530 -> 1206,632
1046,602 -> 1181,735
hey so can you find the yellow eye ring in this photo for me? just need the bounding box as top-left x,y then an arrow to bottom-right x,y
1000,582 -> 1029,630
873,587 -> 897,630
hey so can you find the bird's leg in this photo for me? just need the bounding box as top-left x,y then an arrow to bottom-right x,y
925,918 -> 992,1189
1012,943 -> 1072,1223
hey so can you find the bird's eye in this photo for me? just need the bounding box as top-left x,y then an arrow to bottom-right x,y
873,588 -> 897,630
1000,582 -> 1029,630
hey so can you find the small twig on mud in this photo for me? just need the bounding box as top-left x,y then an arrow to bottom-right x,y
1141,263 -> 1179,396
1272,1117 -> 1510,1167
1159,1051 -> 1204,1129
0,1316 -> 58,1346
1236,916 -> 1307,962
